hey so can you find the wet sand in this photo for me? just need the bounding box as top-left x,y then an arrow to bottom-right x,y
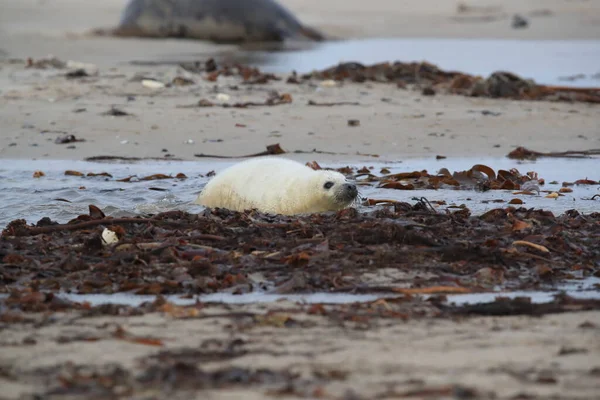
2,303 -> 599,400
1,1 -> 600,399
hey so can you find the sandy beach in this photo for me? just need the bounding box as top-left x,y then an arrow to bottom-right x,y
2,303 -> 599,400
1,1 -> 599,399
1,1 -> 600,162
2,64 -> 599,162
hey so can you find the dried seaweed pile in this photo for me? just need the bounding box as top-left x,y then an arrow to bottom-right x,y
2,204 -> 599,399
2,203 -> 599,300
174,58 -> 600,104
300,62 -> 600,103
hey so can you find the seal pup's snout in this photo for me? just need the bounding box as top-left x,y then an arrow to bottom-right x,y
342,183 -> 358,199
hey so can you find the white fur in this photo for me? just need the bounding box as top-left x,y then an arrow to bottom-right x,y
195,157 -> 355,215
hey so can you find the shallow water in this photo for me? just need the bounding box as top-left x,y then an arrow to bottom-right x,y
0,157 -> 598,226
2,277 -> 596,306
208,38 -> 600,87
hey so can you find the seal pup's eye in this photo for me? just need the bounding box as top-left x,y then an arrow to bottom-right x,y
323,181 -> 335,189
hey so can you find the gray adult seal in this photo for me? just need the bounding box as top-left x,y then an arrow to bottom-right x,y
110,0 -> 325,43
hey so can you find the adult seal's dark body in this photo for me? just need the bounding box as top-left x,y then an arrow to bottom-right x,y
112,0 -> 325,43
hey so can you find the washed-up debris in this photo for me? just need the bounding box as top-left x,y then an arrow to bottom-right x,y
25,56 -> 66,69
84,156 -> 184,162
456,2 -> 502,14
360,163 -> 544,191
133,58 -> 598,104
2,200 -> 598,299
64,69 -> 90,79
24,57 -> 99,77
127,58 -> 598,104
178,58 -> 280,84
347,119 -> 360,127
87,172 -> 113,178
101,106 -> 132,117
172,76 -> 195,86
507,146 -> 600,160
55,134 -> 85,144
468,109 -> 502,116
195,143 -> 286,159
117,173 -> 187,182
32,171 -> 45,178
65,60 -> 99,76
512,14 -> 529,29
56,170 -> 188,182
445,295 -> 600,317
301,62 -> 600,104
178,91 -> 292,109
307,100 -> 360,106
194,144 -> 381,159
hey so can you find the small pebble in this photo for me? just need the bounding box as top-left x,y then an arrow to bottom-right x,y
512,14 -> 529,29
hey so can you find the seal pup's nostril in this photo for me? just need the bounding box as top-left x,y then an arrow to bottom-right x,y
343,183 -> 358,197
344,183 -> 357,191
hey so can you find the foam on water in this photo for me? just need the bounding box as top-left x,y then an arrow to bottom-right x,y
0,157 -> 598,226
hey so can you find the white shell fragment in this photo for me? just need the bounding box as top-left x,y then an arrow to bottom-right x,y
142,79 -> 166,89
320,80 -> 338,88
101,228 -> 119,246
216,93 -> 231,103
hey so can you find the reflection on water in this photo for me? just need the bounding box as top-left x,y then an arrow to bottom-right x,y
140,38 -> 600,87
0,157 -> 598,227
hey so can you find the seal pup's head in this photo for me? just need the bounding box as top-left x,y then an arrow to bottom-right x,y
306,169 -> 359,212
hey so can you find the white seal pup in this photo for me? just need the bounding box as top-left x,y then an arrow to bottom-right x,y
195,157 -> 358,215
